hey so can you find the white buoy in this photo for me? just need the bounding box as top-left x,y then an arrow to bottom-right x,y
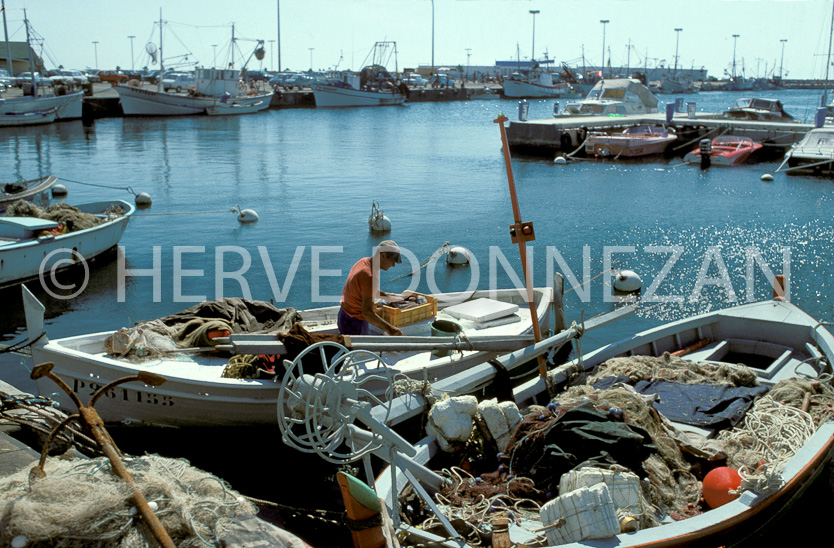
613,269 -> 642,293
51,184 -> 67,198
554,156 -> 567,165
761,173 -> 774,182
11,535 -> 28,548
369,214 -> 391,232
134,192 -> 152,207
446,246 -> 471,266
238,208 -> 259,223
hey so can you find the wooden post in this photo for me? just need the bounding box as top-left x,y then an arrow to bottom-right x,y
494,114 -> 546,376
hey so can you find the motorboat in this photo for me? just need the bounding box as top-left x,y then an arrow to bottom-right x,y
723,98 -> 795,122
320,292 -> 834,548
0,175 -> 57,212
584,125 -> 676,158
683,135 -> 763,166
1,200 -> 134,289
21,284 -> 554,428
115,16 -> 272,116
782,127 -> 834,175
311,42 -> 406,108
0,107 -> 57,127
563,79 -> 659,116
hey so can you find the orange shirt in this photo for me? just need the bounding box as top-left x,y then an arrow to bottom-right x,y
341,257 -> 376,320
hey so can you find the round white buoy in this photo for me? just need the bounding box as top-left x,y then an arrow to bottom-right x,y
238,208 -> 259,223
446,246 -> 471,266
554,156 -> 567,164
134,192 -> 152,207
761,173 -> 774,182
369,215 -> 391,232
11,535 -> 28,548
51,184 -> 68,198
613,269 -> 642,293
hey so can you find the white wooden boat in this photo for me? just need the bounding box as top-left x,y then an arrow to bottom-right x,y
311,42 -> 405,108
1,200 -> 134,289
584,125 -> 676,158
0,107 -> 57,127
783,127 -> 834,175
311,82 -> 406,107
205,100 -> 266,116
21,285 -> 553,427
563,79 -> 659,116
502,70 -> 568,99
0,175 -> 57,212
363,295 -> 834,548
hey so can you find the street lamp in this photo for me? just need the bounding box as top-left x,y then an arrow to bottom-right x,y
92,41 -> 99,70
465,48 -> 471,81
431,0 -> 435,71
211,44 -> 218,68
731,34 -> 739,80
309,47 -> 314,71
779,39 -> 787,79
600,20 -> 609,78
529,10 -> 539,63
127,35 -> 135,71
673,28 -> 682,76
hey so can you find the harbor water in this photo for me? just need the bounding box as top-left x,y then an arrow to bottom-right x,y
1,89 -> 833,546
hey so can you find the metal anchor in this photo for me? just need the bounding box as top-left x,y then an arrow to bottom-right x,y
30,362 -> 176,548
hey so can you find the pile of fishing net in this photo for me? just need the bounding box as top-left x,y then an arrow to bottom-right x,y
0,454 -> 259,547
587,353 -> 759,387
4,199 -> 125,231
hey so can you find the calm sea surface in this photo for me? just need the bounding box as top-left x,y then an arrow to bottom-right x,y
1,89 -> 833,545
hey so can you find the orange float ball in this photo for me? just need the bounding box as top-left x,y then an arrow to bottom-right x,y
703,467 -> 742,509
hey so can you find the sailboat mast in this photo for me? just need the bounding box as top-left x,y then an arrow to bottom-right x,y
157,8 -> 164,91
1,0 -> 13,76
231,23 -> 235,69
824,0 -> 834,106
23,9 -> 36,98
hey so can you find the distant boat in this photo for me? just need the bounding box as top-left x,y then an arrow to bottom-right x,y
0,107 -> 57,127
585,125 -> 676,158
0,200 -> 134,289
0,175 -> 57,212
723,98 -> 795,122
563,79 -> 659,116
205,100 -> 266,116
311,42 -> 406,108
684,135 -> 763,166
783,127 -> 834,175
656,77 -> 698,94
470,87 -> 501,100
503,68 -> 569,99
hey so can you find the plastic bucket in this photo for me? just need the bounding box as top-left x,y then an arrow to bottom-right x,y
430,319 -> 462,357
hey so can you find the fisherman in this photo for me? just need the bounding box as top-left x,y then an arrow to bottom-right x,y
338,240 -> 404,336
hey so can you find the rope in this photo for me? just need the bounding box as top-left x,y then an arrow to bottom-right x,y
134,209 -> 238,217
0,331 -> 46,355
386,242 -> 451,284
563,266 -> 617,295
56,176 -> 139,196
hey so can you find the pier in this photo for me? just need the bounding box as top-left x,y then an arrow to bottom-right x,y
506,112 -> 814,156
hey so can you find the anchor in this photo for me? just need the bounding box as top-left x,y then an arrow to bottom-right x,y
29,362 -> 176,548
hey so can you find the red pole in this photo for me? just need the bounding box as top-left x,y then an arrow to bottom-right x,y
494,114 -> 546,377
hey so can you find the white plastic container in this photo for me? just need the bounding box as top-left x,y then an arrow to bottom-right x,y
559,467 -> 642,516
539,483 -> 620,545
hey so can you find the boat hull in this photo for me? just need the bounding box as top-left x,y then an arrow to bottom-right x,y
0,108 -> 57,127
502,79 -> 563,99
116,85 -> 272,116
311,83 -> 405,107
585,134 -> 675,157
0,92 -> 83,120
0,200 -> 133,289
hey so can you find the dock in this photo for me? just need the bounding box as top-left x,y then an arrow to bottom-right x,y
506,112 -> 814,156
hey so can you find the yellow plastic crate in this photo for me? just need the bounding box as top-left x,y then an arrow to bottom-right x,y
376,291 -> 437,327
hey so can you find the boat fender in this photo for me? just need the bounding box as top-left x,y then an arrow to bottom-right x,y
51,184 -> 68,198
761,173 -> 774,182
702,467 -> 741,508
446,246 -> 471,265
613,270 -> 642,293
237,208 -> 259,223
554,156 -> 567,165
134,192 -> 152,208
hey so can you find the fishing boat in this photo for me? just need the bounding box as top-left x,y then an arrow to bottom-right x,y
584,125 -> 676,158
320,288 -> 834,548
782,127 -> 834,175
0,106 -> 58,127
562,79 -> 659,116
0,175 -> 57,212
502,68 -> 569,99
310,42 -> 406,108
21,284 -> 554,427
683,135 -> 763,166
1,200 -> 134,289
722,98 -> 795,122
205,100 -> 266,116
115,14 -> 272,116
656,77 -> 698,94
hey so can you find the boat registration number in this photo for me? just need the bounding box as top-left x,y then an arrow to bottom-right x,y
72,378 -> 175,406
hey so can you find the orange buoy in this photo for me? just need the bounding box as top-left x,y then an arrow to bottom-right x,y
703,467 -> 742,508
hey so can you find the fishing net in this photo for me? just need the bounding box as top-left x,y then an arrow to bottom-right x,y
4,200 -> 125,231
587,354 -> 760,387
0,454 -> 257,547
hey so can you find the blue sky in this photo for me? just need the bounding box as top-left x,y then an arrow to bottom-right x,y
4,0 -> 833,79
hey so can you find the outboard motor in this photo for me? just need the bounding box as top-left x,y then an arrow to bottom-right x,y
698,138 -> 712,169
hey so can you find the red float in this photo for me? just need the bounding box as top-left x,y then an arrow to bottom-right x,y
703,467 -> 742,508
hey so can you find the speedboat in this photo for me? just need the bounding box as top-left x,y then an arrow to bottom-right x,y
782,127 -> 834,175
21,284 -> 554,427
326,291 -> 834,548
1,200 -> 134,289
562,79 -> 659,116
683,135 -> 763,166
584,125 -> 676,158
